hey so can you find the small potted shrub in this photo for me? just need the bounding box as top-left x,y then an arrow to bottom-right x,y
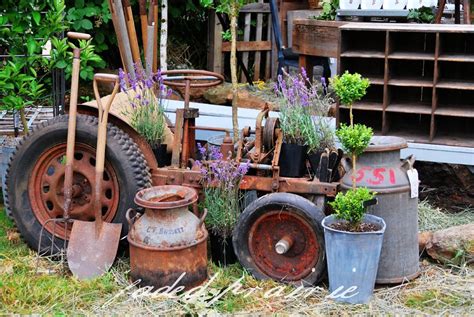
274,69 -> 334,177
119,65 -> 172,167
197,143 -> 249,266
322,71 -> 386,304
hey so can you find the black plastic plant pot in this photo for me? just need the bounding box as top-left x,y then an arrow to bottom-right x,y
152,144 -> 171,167
209,231 -> 238,266
279,143 -> 308,177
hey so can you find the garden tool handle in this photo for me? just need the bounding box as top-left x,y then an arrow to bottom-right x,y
63,34 -> 88,219
67,32 -> 91,40
92,73 -> 120,233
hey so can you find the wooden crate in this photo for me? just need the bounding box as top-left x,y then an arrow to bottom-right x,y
337,23 -> 474,148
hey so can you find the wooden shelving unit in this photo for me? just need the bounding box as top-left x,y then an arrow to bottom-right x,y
337,23 -> 474,148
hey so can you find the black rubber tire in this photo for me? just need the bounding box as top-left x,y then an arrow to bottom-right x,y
4,114 -> 151,254
232,192 -> 326,286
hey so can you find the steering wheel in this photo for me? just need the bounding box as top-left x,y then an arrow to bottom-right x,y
161,69 -> 224,89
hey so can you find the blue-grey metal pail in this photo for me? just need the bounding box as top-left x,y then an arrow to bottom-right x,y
322,214 -> 386,304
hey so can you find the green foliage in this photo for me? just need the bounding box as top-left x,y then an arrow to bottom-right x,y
0,0 -> 66,119
65,0 -> 112,52
331,71 -> 370,106
329,187 -> 376,225
316,0 -> 339,21
407,6 -> 435,24
203,186 -> 241,239
129,98 -> 166,148
200,0 -> 253,16
336,123 -> 373,157
0,60 -> 46,111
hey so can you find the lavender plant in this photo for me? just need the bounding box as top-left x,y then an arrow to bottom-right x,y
196,143 -> 249,239
274,69 -> 335,153
119,64 -> 171,148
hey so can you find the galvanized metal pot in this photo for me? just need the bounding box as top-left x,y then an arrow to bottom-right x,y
127,185 -> 208,290
341,136 -> 420,284
322,214 -> 386,304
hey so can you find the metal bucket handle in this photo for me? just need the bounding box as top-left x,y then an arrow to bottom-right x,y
401,154 -> 416,171
125,208 -> 142,227
198,208 -> 208,230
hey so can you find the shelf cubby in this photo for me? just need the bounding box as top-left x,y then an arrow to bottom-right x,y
389,32 -> 436,60
388,59 -> 434,87
438,33 -> 474,62
433,116 -> 474,147
436,89 -> 474,118
340,30 -> 386,58
339,57 -> 385,85
339,108 -> 383,132
386,86 -> 433,115
383,112 -> 432,143
437,61 -> 474,90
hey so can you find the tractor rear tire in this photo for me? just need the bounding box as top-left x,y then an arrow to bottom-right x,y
233,193 -> 326,286
5,114 -> 151,254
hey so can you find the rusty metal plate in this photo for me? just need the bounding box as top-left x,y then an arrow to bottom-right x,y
248,210 -> 320,281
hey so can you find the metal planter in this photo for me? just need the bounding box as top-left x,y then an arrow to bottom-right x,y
322,214 -> 386,304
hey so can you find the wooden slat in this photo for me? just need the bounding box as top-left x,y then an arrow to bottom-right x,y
222,41 -> 272,52
241,3 -> 270,13
253,0 -> 264,81
266,14 -> 273,79
241,12 -> 252,83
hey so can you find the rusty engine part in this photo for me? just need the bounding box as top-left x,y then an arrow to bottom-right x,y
127,185 -> 208,290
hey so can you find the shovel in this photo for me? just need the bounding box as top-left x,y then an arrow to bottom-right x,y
67,73 -> 122,280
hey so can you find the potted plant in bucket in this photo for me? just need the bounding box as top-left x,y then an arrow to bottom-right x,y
321,71 -> 386,304
119,65 -> 172,167
197,143 -> 249,266
274,69 -> 328,177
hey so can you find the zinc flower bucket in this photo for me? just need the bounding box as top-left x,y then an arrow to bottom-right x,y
322,214 -> 386,304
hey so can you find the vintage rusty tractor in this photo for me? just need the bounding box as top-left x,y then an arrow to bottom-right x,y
5,69 -> 340,285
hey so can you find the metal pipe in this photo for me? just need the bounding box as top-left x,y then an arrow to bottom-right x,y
275,236 -> 293,255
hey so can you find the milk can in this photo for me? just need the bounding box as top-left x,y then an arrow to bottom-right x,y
341,136 -> 420,284
127,185 -> 208,290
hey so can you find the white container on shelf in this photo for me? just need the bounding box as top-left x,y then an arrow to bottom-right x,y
383,0 -> 408,10
362,0 -> 383,9
340,0 -> 361,10
407,0 -> 432,9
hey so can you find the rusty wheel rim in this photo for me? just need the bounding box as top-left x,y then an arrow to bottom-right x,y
29,143 -> 120,240
248,210 -> 320,281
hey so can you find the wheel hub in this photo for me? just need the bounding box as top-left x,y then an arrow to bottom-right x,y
248,210 -> 320,281
29,143 -> 120,239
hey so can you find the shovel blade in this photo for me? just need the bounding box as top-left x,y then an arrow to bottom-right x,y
67,220 -> 122,280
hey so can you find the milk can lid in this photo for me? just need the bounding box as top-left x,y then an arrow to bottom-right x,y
364,136 -> 408,152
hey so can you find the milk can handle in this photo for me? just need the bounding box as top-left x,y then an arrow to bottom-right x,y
401,154 -> 416,171
126,208 -> 141,226
198,208 -> 208,230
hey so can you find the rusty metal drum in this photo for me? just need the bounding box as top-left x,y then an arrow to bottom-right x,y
341,136 -> 420,284
127,185 -> 208,290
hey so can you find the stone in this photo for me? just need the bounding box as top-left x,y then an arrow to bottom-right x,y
424,224 -> 474,264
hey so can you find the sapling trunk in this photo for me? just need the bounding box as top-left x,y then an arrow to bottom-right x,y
230,4 -> 239,143
349,102 -> 356,189
160,0 -> 168,72
20,108 -> 28,134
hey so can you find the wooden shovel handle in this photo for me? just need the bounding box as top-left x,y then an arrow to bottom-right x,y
67,32 -> 91,40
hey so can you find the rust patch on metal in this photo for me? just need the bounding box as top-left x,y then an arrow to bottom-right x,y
248,210 -> 320,281
29,143 -> 119,239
